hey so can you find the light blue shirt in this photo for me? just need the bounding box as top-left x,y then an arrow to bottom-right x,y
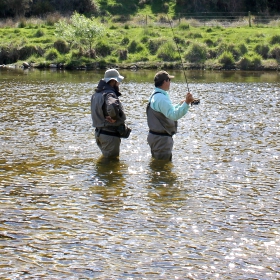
148,87 -> 189,121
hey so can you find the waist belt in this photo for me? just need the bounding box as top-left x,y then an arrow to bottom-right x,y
149,130 -> 172,137
96,128 -> 119,137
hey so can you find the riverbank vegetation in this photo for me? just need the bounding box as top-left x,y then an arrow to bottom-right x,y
0,11 -> 280,70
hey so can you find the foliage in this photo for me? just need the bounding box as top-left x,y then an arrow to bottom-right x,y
128,40 -> 144,53
55,12 -> 104,52
268,45 -> 280,60
254,44 -> 270,59
95,40 -> 111,56
18,45 -> 43,60
237,53 -> 262,70
0,0 -> 280,20
45,48 -> 60,61
0,16 -> 280,70
218,51 -> 235,68
54,39 -> 69,54
270,35 -> 280,45
185,42 -> 207,63
148,38 -> 166,55
157,41 -> 178,61
178,22 -> 190,30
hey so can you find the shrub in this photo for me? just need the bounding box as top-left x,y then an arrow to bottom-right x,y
237,56 -> 251,70
121,37 -> 130,45
238,43 -> 248,55
148,38 -> 166,55
204,38 -> 214,47
173,36 -> 185,45
18,45 -> 43,60
33,29 -> 45,38
270,35 -> 280,44
0,46 -> 18,64
178,23 -> 190,30
157,42 -> 178,61
250,54 -> 262,68
185,42 -> 207,63
45,48 -> 60,60
226,43 -> 242,60
254,44 -> 270,59
237,54 -> 262,70
218,51 -> 235,68
54,39 -> 69,54
128,40 -> 144,53
95,40 -> 111,56
187,32 -> 203,39
268,46 -> 280,60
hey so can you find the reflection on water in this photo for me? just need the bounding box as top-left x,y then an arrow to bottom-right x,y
0,68 -> 279,279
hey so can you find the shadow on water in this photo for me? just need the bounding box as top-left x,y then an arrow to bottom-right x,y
146,159 -> 189,206
90,156 -> 128,207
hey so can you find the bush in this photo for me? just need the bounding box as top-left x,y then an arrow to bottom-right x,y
227,43 -> 242,60
33,29 -> 45,38
0,46 -> 18,64
237,54 -> 262,70
185,42 -> 207,63
173,36 -> 185,45
54,39 -> 69,54
18,45 -> 43,60
270,35 -> 280,44
238,43 -> 248,55
157,42 -> 178,61
254,44 -> 270,59
218,51 -> 235,68
121,37 -> 130,45
95,40 -> 111,56
251,54 -> 262,68
237,56 -> 251,70
178,23 -> 190,30
128,40 -> 144,53
268,46 -> 280,60
148,38 -> 166,55
187,32 -> 203,39
204,38 -> 214,47
45,48 -> 60,60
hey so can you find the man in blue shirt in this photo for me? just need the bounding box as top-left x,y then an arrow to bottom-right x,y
146,70 -> 195,161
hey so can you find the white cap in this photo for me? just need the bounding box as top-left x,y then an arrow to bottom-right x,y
103,69 -> 124,83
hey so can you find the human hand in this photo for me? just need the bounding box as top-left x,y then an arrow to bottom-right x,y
105,116 -> 116,123
185,92 -> 195,105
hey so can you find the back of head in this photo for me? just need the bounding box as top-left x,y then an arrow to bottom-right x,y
154,70 -> 174,87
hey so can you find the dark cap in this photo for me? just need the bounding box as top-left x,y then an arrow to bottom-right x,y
154,71 -> 175,83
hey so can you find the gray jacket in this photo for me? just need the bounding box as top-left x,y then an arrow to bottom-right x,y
91,80 -> 126,130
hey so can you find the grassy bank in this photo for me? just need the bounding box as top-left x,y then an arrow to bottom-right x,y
0,15 -> 280,71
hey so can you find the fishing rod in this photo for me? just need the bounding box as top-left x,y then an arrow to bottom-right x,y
167,15 -> 200,105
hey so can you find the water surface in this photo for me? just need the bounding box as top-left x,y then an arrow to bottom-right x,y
0,68 -> 279,279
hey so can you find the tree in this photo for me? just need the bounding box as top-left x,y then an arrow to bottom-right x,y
55,12 -> 104,52
6,0 -> 32,17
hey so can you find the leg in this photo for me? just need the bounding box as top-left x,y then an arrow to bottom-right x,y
147,133 -> 173,161
95,132 -> 121,158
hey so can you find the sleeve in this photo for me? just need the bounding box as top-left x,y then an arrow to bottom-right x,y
105,93 -> 120,120
157,95 -> 189,121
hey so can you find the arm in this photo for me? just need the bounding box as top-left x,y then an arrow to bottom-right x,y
105,93 -> 120,121
156,95 -> 190,121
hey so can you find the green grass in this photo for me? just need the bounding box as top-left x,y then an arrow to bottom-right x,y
0,16 -> 279,70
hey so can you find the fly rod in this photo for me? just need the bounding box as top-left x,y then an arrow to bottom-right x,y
167,16 -> 200,105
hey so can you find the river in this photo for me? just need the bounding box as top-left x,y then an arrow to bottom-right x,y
0,67 -> 279,279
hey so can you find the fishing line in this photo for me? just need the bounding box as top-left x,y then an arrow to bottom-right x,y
167,16 -> 190,92
167,15 -> 200,105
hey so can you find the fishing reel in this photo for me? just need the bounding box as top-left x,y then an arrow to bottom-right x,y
191,99 -> 200,106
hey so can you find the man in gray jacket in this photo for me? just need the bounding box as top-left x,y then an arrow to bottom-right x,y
146,70 -> 195,161
91,69 -> 130,158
